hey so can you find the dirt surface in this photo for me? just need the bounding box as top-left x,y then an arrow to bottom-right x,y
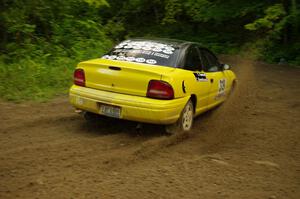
0,56 -> 299,199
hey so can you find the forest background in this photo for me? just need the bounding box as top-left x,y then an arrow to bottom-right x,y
0,0 -> 299,101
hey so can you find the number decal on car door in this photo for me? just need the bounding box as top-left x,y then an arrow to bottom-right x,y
215,79 -> 226,100
219,79 -> 226,93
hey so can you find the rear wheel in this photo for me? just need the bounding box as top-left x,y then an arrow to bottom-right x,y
165,99 -> 194,135
83,112 -> 100,122
83,112 -> 112,126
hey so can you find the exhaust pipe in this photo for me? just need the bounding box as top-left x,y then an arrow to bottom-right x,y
75,109 -> 84,114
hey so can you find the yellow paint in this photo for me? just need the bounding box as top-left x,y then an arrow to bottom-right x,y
69,59 -> 236,124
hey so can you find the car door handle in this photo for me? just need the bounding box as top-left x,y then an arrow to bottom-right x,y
210,79 -> 214,83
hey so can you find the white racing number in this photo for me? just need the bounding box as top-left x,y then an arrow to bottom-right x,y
215,79 -> 227,100
219,79 -> 226,94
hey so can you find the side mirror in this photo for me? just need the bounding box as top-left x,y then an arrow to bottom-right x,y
221,64 -> 231,70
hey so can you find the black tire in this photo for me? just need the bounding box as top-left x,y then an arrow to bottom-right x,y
229,80 -> 237,97
83,112 -> 100,122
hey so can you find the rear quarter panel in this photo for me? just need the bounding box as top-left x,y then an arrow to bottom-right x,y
161,68 -> 209,112
161,68 -> 196,98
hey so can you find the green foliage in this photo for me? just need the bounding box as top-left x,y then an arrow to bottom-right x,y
245,4 -> 287,34
0,0 -> 112,101
84,0 -> 109,8
162,0 -> 183,24
184,0 -> 212,22
0,58 -> 74,101
245,2 -> 300,64
103,20 -> 126,41
0,0 -> 299,101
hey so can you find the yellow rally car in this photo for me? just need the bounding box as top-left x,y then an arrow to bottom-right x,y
69,38 -> 237,133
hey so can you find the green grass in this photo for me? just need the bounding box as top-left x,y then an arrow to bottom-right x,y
0,58 -> 74,101
0,39 -> 113,102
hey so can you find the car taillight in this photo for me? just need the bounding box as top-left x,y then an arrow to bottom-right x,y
74,69 -> 85,87
147,80 -> 174,100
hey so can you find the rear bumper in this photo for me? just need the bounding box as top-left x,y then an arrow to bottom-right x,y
69,85 -> 189,124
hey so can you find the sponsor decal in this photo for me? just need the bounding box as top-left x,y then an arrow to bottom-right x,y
193,72 -> 208,82
124,45 -> 133,49
101,40 -> 177,65
133,45 -> 142,50
152,48 -> 163,52
102,55 -> 110,59
152,52 -> 170,59
125,57 -> 135,62
117,56 -> 126,61
110,55 -> 117,60
146,59 -> 157,65
164,47 -> 175,51
163,50 -> 173,55
114,45 -> 123,49
135,57 -> 146,63
142,46 -> 152,51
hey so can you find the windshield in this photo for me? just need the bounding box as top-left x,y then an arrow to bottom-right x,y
101,40 -> 179,67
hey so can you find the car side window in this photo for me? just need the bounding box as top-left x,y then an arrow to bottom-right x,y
184,46 -> 202,71
200,50 -> 221,72
199,52 -> 210,72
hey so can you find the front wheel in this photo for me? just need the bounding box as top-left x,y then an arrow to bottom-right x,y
165,99 -> 194,135
229,80 -> 237,97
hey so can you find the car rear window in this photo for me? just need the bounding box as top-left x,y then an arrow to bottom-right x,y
101,40 -> 179,67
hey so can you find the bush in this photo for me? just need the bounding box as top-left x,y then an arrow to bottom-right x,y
0,38 -> 112,101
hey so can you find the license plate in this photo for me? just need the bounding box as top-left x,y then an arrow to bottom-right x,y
99,104 -> 121,118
